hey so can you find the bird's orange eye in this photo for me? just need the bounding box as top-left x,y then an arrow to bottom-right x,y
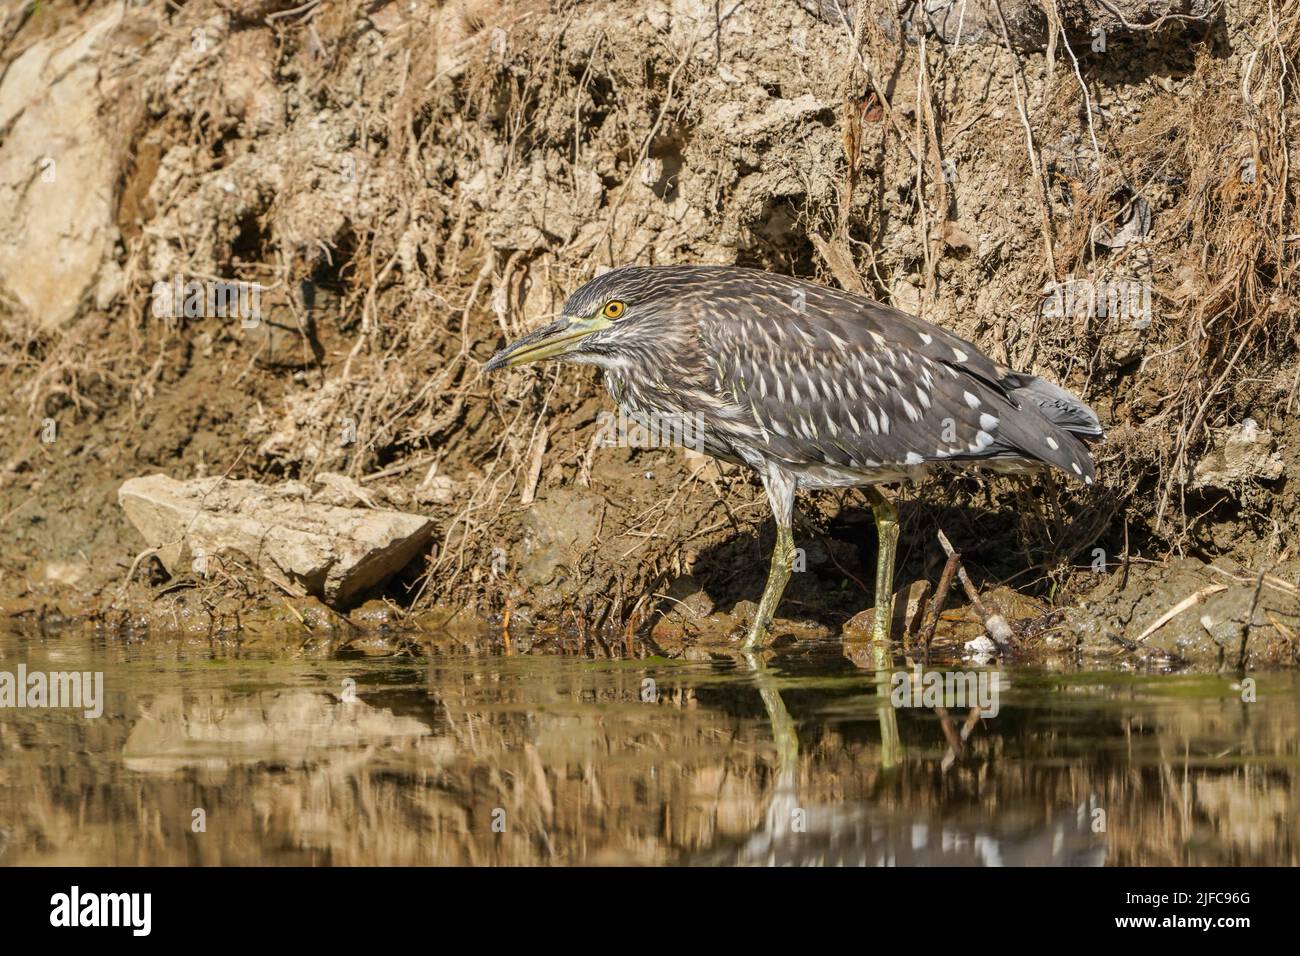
602,300 -> 626,319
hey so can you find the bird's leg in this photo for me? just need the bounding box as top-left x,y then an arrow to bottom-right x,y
742,649 -> 799,823
744,523 -> 795,649
742,469 -> 796,650
863,485 -> 899,645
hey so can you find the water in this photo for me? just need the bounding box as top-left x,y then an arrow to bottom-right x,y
1,628 -> 1297,865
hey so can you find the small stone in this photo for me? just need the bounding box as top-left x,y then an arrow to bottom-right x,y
118,474 -> 434,607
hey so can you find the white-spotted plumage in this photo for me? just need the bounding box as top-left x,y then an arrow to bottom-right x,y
516,265 -> 1102,491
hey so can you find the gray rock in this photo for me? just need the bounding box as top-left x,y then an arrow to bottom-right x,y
963,635 -> 1000,665
659,574 -> 716,626
517,487 -> 603,588
1191,419 -> 1286,489
0,6 -> 124,328
118,474 -> 434,606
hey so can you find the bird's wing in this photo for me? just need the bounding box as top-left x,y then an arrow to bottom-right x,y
696,278 -> 1096,482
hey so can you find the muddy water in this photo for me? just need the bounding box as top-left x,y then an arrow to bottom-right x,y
1,628 -> 1297,866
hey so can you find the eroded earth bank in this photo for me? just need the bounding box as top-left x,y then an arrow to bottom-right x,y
1,0 -> 1298,669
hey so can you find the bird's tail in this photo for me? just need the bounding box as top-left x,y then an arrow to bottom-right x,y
975,372 -> 1102,484
1008,375 -> 1104,439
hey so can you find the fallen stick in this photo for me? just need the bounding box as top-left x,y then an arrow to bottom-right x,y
117,546 -> 162,599
1204,563 -> 1299,597
1237,571 -> 1266,673
919,550 -> 961,654
936,530 -> 1015,648
1266,611 -> 1297,643
1133,584 -> 1228,644
1106,631 -> 1188,667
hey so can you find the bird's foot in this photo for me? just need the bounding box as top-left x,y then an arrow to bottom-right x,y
741,618 -> 801,651
740,619 -> 769,650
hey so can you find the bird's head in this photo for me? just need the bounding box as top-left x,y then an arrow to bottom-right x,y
483,266 -> 693,373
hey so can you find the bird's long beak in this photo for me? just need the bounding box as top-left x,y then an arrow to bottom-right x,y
483,314 -> 610,371
486,316 -> 611,371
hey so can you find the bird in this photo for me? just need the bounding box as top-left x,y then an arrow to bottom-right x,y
484,265 -> 1102,649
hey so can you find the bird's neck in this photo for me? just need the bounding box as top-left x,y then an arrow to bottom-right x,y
603,368 -> 635,407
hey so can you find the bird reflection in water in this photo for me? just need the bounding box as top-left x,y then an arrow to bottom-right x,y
707,648 -> 1106,867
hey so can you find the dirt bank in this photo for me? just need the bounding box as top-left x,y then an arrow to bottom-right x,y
0,0 -> 1297,667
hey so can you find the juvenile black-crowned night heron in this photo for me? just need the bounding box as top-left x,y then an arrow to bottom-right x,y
485,266 -> 1102,649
